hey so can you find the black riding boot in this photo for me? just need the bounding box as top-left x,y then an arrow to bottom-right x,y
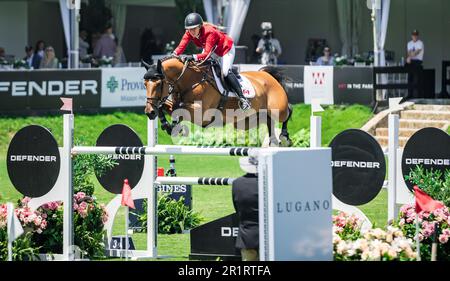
225,71 -> 251,111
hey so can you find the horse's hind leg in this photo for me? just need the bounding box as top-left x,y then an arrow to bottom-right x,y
279,103 -> 293,147
267,116 -> 279,147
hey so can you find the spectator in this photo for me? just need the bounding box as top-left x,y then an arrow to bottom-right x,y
79,29 -> 90,59
405,30 -> 424,99
93,23 -> 117,59
33,40 -> 45,69
232,157 -> 259,261
39,46 -> 59,69
256,22 -> 282,65
23,45 -> 39,69
406,29 -> 424,65
316,46 -> 334,66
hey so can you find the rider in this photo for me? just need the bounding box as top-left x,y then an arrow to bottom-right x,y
173,12 -> 251,111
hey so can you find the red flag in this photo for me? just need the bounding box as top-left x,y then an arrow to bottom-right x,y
414,186 -> 444,213
60,98 -> 73,112
121,179 -> 135,209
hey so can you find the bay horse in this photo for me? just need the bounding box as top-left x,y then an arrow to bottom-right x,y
142,56 -> 293,146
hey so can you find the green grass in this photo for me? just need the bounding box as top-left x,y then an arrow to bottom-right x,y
0,104 -> 378,260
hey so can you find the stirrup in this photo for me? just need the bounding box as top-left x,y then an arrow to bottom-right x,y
238,98 -> 251,111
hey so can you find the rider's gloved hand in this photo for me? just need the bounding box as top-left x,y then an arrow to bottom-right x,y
181,55 -> 195,63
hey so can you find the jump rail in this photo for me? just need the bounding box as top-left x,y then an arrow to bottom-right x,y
155,176 -> 235,186
73,145 -> 257,157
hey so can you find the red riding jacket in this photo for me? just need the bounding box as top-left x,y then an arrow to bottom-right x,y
173,24 -> 234,61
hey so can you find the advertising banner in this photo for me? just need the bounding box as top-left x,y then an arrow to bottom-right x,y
304,66 -> 334,104
0,69 -> 101,113
101,67 -> 147,108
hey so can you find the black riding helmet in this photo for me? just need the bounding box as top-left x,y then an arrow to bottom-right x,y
184,13 -> 203,29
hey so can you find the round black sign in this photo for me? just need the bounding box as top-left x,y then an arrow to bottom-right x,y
95,124 -> 144,194
7,125 -> 60,197
402,127 -> 450,191
329,129 -> 386,206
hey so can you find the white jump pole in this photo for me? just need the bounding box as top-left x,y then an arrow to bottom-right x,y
155,177 -> 235,186
387,114 -> 399,223
72,145 -> 257,157
63,114 -> 74,261
147,118 -> 157,258
310,116 -> 322,148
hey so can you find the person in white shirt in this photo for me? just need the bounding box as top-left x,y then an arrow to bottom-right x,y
405,30 -> 424,99
406,30 -> 424,65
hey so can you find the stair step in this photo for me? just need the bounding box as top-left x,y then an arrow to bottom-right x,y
375,136 -> 409,147
399,119 -> 447,129
400,110 -> 450,120
375,128 -> 419,138
413,104 -> 450,111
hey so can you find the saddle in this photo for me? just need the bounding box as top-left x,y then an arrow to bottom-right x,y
200,58 -> 241,96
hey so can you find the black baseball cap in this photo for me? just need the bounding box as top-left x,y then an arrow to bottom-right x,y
412,29 -> 419,35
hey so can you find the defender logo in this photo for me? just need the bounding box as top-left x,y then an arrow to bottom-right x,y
0,80 -> 98,96
10,155 -> 57,162
405,158 -> 449,166
221,227 -> 238,237
331,161 -> 381,168
106,76 -> 119,93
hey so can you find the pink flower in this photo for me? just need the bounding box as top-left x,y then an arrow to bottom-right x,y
438,234 -> 448,244
75,192 -> 86,202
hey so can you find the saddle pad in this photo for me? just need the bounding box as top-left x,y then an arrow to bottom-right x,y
212,67 -> 256,99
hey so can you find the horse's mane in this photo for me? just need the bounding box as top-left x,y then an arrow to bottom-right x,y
160,55 -> 182,63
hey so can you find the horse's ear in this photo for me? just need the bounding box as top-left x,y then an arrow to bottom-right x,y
141,59 -> 152,70
157,60 -> 162,74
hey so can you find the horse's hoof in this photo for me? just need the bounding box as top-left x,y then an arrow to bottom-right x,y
269,137 -> 279,147
279,135 -> 293,147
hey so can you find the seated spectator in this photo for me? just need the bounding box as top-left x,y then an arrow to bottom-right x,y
94,23 -> 117,59
39,46 -> 59,69
33,40 -> 45,69
23,45 -> 40,69
316,46 -> 334,66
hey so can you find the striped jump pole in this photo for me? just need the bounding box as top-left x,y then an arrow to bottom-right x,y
72,145 -> 257,157
155,177 -> 235,186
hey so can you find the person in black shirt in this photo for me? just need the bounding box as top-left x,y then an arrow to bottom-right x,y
232,156 -> 259,261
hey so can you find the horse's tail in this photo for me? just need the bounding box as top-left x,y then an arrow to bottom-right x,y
259,66 -> 291,92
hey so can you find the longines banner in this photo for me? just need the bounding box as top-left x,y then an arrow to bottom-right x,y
0,69 -> 101,113
100,67 -> 147,108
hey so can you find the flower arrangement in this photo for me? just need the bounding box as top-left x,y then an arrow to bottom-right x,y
97,56 -> 113,67
334,55 -> 348,66
13,59 -> 30,69
395,203 -> 450,260
333,212 -> 416,261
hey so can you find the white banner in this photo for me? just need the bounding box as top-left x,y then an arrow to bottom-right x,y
304,66 -> 334,105
101,67 -> 147,108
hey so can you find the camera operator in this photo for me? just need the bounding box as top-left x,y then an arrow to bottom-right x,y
255,22 -> 282,65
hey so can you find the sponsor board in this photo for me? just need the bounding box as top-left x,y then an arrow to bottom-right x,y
329,129 -> 386,206
101,67 -> 147,108
0,69 -> 101,112
304,66 -> 334,104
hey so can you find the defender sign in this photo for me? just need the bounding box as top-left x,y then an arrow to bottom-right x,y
7,125 -> 60,197
95,124 -> 144,194
329,129 -> 386,206
401,127 -> 450,191
101,67 -> 147,108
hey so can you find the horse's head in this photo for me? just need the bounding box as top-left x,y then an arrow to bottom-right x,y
143,57 -> 186,119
